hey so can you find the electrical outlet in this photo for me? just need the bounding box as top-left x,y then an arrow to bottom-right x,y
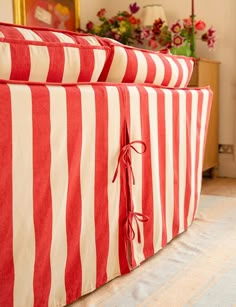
218,144 -> 234,154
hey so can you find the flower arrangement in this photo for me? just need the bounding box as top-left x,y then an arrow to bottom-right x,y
148,18 -> 216,57
82,3 -> 144,45
80,2 -> 216,57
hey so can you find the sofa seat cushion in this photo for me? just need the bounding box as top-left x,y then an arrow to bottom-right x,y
98,38 -> 195,88
0,22 -> 110,82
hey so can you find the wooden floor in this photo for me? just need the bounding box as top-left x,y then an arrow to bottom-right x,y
201,177 -> 236,197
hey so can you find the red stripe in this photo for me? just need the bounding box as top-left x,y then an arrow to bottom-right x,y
144,52 -> 156,83
0,85 -> 14,307
157,89 -> 167,247
34,30 -> 61,42
31,86 -> 52,307
139,87 -> 154,259
0,25 -> 25,39
192,90 -> 203,221
65,86 -> 83,302
172,91 -> 180,237
98,47 -> 115,81
9,43 -> 31,80
93,86 -> 109,288
122,50 -> 138,83
46,45 -> 65,82
159,55 -> 172,87
173,59 -> 184,87
78,49 -> 95,82
117,86 -> 133,272
184,90 -> 192,230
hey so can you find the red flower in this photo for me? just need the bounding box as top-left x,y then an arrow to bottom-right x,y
152,18 -> 164,35
171,21 -> 182,34
129,2 -> 140,14
97,8 -> 106,18
207,26 -> 216,37
195,20 -> 206,31
86,21 -> 94,31
173,34 -> 184,46
128,16 -> 140,25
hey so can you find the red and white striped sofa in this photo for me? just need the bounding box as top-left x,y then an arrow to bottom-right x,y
0,22 -> 213,307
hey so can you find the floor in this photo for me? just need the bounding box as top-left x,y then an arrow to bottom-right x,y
201,177 -> 236,197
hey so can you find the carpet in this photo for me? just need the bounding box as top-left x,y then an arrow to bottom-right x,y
70,195 -> 236,307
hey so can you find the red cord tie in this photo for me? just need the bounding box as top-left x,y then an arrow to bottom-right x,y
125,211 -> 149,243
112,140 -> 146,184
112,140 -> 149,243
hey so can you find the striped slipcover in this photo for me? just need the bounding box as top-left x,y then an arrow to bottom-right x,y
0,22 -> 110,82
0,81 -> 212,307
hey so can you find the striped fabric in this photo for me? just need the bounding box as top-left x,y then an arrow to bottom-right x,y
99,39 -> 195,87
0,81 -> 212,307
125,86 -> 212,267
0,22 -> 110,82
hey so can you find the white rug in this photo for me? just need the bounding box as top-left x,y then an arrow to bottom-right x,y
70,195 -> 236,307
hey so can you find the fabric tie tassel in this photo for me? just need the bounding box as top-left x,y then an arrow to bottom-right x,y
112,140 -> 149,243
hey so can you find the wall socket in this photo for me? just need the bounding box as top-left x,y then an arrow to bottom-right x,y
218,144 -> 234,154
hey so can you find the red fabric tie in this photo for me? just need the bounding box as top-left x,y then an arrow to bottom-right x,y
112,140 -> 149,243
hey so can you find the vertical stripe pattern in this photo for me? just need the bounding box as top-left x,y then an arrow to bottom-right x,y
11,84 -> 35,307
127,85 -> 212,266
98,41 -> 194,87
0,81 -> 212,306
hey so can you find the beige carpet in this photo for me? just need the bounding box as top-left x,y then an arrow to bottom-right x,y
69,194 -> 236,307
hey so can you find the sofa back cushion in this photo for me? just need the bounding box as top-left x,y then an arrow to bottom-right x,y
98,39 -> 195,88
0,22 -> 110,82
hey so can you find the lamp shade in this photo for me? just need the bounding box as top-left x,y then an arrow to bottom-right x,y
141,4 -> 167,27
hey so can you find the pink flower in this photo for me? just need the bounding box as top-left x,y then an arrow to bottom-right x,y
172,34 -> 184,46
171,21 -> 182,34
148,38 -> 158,49
140,27 -> 151,39
195,20 -> 206,31
208,26 -> 216,37
129,2 -> 140,14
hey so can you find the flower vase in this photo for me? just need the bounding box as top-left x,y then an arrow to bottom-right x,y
170,40 -> 192,57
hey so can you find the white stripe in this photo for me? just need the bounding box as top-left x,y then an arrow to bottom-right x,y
81,36 -> 102,46
48,86 -> 68,305
178,90 -> 187,233
10,84 -> 35,307
187,90 -> 198,225
178,59 -> 188,87
150,53 -> 165,85
107,46 -> 128,82
29,45 -> 50,81
62,46 -> 80,82
91,49 -> 107,82
52,31 -> 75,43
165,57 -> 179,87
128,86 -> 144,265
79,85 -> 97,294
134,50 -> 147,83
197,90 -> 210,197
106,86 -> 121,280
0,42 -> 12,79
0,31 -> 4,38
164,90 -> 174,242
145,86 -> 162,252
16,27 -> 43,41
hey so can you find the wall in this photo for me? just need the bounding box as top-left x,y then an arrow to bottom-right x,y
0,1 -> 13,22
1,0 -> 236,177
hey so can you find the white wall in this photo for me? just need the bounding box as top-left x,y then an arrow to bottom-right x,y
0,0 -> 13,22
1,0 -> 236,177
